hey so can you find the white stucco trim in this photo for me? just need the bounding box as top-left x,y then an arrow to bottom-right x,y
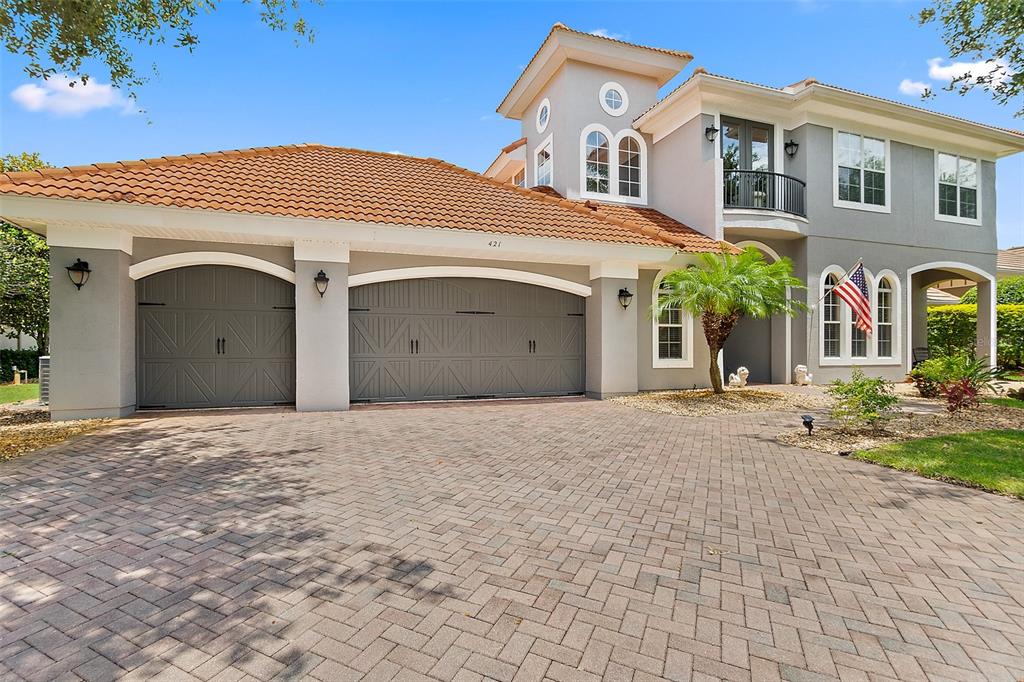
348,266 -> 592,297
129,252 -> 296,282
599,81 -> 629,117
734,240 -> 791,379
578,124 -> 648,205
906,261 -> 997,370
535,98 -> 551,134
651,268 -> 695,369
47,224 -> 133,254
590,261 -> 638,280
294,240 -> 350,263
533,133 -> 554,187
874,269 -> 902,362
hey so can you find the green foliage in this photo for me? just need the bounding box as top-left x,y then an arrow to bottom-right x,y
927,304 -> 1024,368
1,154 -> 51,351
959,275 -> 1024,304
911,354 -> 1006,410
826,368 -> 900,431
910,355 -> 964,397
656,247 -> 805,393
852,429 -> 1024,499
0,348 -> 41,383
918,0 -> 1024,117
0,0 -> 320,105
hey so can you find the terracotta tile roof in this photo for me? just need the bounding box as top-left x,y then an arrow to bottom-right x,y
501,137 -> 527,154
576,201 -> 736,254
0,143 -> 724,252
999,247 -> 1024,272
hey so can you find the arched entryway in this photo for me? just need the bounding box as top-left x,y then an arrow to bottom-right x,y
348,277 -> 585,402
722,241 -> 790,384
136,265 -> 296,409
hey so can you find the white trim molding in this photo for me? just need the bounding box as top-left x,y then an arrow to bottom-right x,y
294,240 -> 350,263
535,98 -> 551,134
129,252 -> 296,282
348,266 -> 592,297
47,224 -> 133,254
817,264 -> 903,367
533,133 -> 554,187
599,81 -> 629,117
651,268 -> 694,369
906,261 -> 997,369
578,124 -> 648,205
832,129 -> 892,214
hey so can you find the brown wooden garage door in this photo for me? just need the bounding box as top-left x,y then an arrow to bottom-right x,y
349,278 -> 585,402
136,265 -> 296,409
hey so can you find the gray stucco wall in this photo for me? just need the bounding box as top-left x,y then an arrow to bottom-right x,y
49,246 -> 135,420
295,260 -> 349,411
586,276 -> 638,398
649,113 -> 719,239
635,269 -> 713,390
521,60 -> 658,202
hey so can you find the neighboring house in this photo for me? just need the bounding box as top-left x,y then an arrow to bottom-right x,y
0,23 -> 1022,419
0,330 -> 36,351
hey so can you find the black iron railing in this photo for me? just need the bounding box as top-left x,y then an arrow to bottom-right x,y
723,169 -> 806,217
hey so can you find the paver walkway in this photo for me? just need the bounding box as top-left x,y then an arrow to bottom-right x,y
1,400 -> 1022,681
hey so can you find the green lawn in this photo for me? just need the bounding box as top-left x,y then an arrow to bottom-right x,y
0,383 -> 39,404
986,397 -> 1024,409
852,429 -> 1024,499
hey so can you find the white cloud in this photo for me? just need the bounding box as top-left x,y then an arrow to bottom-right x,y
10,74 -> 138,117
927,57 -> 1012,84
589,28 -> 624,40
898,79 -> 929,96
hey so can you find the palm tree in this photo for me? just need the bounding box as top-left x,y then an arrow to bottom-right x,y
656,247 -> 805,394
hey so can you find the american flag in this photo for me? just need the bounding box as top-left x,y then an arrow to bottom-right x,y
835,263 -> 872,334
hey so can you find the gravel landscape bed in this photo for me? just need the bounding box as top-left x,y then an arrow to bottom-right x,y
0,409 -> 109,462
612,388 -> 833,417
778,401 -> 1024,455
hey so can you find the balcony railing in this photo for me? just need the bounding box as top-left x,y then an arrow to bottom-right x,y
723,169 -> 806,217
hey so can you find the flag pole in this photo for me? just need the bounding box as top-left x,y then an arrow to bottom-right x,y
804,259 -> 865,372
811,258 -> 863,307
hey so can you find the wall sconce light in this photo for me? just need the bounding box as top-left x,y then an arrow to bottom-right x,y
784,139 -> 800,158
617,288 -> 634,309
704,125 -> 719,143
801,414 -> 814,436
65,259 -> 91,290
314,269 -> 330,298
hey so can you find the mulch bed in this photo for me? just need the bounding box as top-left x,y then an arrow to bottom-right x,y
0,409 -> 109,462
612,388 -> 832,417
778,402 -> 1024,455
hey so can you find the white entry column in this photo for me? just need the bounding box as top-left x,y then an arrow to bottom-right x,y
294,240 -> 350,411
585,262 -> 639,398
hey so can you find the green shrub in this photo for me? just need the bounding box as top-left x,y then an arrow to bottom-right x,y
927,304 -> 1024,368
910,356 -> 967,397
960,275 -> 1024,305
826,369 -> 900,431
936,356 -> 1007,413
0,348 -> 41,383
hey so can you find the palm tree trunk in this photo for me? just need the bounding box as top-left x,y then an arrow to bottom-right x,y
702,310 -> 741,395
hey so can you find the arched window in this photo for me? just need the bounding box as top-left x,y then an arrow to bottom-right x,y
618,137 -> 641,198
823,274 -> 841,358
877,277 -> 893,358
585,131 -> 610,194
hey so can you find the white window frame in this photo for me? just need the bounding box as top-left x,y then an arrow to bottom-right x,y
832,130 -> 891,214
651,270 -> 693,369
512,168 -> 525,188
934,150 -> 982,226
579,124 -> 647,205
599,81 -> 629,117
535,98 -> 551,134
818,265 -> 902,366
534,133 -> 553,188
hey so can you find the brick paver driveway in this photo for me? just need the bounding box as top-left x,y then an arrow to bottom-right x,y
2,400 -> 1023,681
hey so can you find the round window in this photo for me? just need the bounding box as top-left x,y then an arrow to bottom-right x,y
604,89 -> 623,110
536,98 -> 551,134
599,82 -> 629,117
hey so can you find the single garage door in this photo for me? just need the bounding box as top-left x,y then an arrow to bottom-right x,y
350,278 -> 585,402
137,265 -> 296,409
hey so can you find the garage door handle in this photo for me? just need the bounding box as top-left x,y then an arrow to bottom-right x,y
415,339 -> 419,354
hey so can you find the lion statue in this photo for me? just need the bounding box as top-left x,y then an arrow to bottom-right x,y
793,365 -> 814,386
728,367 -> 750,388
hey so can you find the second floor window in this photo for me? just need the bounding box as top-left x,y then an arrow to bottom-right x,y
837,132 -> 886,208
512,168 -> 525,188
536,142 -> 552,187
618,137 -> 641,198
585,131 -> 610,194
937,153 -> 978,221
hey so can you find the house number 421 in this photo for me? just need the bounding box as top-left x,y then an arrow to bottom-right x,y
487,240 -> 502,248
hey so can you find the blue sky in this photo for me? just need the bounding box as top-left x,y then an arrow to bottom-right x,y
2,1 -> 1021,247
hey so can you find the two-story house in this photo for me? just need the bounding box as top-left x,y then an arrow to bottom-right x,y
1,24 -> 1021,419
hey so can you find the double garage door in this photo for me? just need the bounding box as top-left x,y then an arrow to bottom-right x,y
350,278 -> 586,402
138,267 -> 585,409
